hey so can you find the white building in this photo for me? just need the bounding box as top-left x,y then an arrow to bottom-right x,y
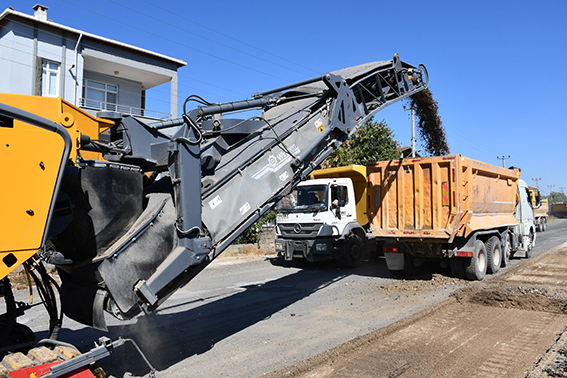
0,4 -> 186,119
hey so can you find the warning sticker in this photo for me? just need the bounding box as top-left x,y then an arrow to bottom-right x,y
209,195 -> 222,209
315,118 -> 325,133
240,202 -> 251,215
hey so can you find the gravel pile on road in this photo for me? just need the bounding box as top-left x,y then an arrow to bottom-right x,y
378,272 -> 466,295
453,282 -> 567,315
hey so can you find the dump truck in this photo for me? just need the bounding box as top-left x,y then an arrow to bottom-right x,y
0,55 -> 429,376
550,203 -> 567,218
528,186 -> 548,231
367,155 -> 536,280
275,164 -> 376,266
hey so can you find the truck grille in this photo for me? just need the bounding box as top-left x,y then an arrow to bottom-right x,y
279,223 -> 323,238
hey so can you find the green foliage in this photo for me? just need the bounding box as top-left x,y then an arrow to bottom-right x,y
325,119 -> 400,168
234,211 -> 276,245
548,191 -> 567,204
234,225 -> 260,245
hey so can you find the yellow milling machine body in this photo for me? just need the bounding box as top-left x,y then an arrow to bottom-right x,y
0,94 -> 114,279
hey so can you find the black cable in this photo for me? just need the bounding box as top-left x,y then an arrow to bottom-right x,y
25,261 -> 62,340
255,117 -> 297,161
183,95 -> 214,115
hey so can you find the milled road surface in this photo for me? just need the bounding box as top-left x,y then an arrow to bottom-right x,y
266,241 -> 567,377
5,219 -> 567,378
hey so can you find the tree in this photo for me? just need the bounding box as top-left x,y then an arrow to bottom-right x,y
548,191 -> 567,204
324,119 -> 400,168
234,211 -> 276,245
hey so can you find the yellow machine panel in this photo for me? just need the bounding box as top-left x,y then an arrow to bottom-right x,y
0,93 -> 114,161
0,102 -> 73,279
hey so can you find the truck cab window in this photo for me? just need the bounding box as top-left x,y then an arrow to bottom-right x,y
331,185 -> 348,207
277,185 -> 328,212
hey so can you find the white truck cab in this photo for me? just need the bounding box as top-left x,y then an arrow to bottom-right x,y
514,179 -> 537,256
275,165 -> 374,266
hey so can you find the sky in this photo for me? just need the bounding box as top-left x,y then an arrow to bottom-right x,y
9,0 -> 567,195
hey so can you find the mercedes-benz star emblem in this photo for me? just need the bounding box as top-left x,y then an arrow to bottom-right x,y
293,224 -> 302,233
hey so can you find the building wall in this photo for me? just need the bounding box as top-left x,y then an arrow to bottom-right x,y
0,18 -> 82,103
0,20 -> 35,95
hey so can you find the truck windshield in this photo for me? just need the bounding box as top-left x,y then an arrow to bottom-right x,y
277,185 -> 328,213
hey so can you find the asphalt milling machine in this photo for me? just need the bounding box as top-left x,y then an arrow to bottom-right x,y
0,54 -> 428,377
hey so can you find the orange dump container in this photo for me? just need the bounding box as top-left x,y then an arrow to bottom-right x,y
367,154 -> 520,242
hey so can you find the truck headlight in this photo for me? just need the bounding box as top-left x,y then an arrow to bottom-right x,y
315,243 -> 327,251
275,242 -> 284,251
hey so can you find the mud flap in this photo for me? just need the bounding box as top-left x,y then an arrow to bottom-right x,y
384,252 -> 405,271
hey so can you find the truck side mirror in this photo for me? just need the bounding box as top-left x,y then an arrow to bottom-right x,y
534,191 -> 541,208
336,186 -> 346,207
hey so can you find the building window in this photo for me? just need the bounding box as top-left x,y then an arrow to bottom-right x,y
41,60 -> 60,97
83,79 -> 118,111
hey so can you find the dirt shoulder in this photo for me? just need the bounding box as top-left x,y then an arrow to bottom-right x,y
264,243 -> 567,378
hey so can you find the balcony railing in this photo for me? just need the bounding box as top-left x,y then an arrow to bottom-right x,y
79,98 -> 171,120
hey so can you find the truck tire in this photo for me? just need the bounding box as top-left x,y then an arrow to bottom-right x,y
501,233 -> 511,267
525,229 -> 535,259
402,253 -> 422,276
464,240 -> 487,281
486,236 -> 501,274
341,234 -> 364,268
542,218 -> 547,232
450,258 -> 466,279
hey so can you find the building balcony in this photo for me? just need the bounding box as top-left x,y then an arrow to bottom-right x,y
79,98 -> 171,120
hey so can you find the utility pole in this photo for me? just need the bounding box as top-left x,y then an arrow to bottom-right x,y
561,187 -> 565,194
497,155 -> 510,168
532,178 -> 541,188
404,106 -> 417,158
548,185 -> 555,200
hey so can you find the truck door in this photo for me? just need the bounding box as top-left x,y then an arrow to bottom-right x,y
330,183 -> 356,226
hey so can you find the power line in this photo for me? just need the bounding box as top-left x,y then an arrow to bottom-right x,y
532,178 -> 541,188
138,0 -> 319,75
57,0 -> 292,82
106,0 -> 314,78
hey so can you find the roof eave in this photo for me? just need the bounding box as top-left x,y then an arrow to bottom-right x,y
0,7 -> 187,68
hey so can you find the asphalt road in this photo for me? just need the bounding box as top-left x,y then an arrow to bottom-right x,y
8,218 -> 567,378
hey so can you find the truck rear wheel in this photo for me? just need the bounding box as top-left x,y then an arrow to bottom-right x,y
341,234 -> 364,268
464,240 -> 487,281
402,253 -> 422,276
501,233 -> 511,267
486,236 -> 501,274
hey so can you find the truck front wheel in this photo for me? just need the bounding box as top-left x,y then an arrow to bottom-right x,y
501,233 -> 511,267
525,229 -> 535,258
464,240 -> 487,281
341,234 -> 364,268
